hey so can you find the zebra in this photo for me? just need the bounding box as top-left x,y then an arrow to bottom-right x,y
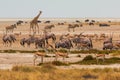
6,24 -> 16,33
68,24 -> 79,32
44,24 -> 55,32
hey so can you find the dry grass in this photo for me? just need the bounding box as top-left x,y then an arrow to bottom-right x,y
0,65 -> 120,80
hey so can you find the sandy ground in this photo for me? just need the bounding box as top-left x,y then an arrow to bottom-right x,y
0,18 -> 120,69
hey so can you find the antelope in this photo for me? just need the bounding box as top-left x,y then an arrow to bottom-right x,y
2,34 -> 16,47
14,32 -> 21,36
95,54 -> 105,63
33,51 -> 46,66
103,32 -> 114,50
54,50 -> 68,61
6,24 -> 16,33
44,24 -> 55,32
68,24 -> 79,32
33,43 -> 51,66
49,44 -> 68,62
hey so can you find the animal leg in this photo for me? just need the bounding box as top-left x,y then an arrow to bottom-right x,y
30,23 -> 33,34
33,54 -> 37,66
55,54 -> 58,61
63,56 -> 65,62
41,56 -> 44,63
36,23 -> 39,34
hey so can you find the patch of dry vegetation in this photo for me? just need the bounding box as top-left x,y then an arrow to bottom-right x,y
0,65 -> 120,80
73,55 -> 120,65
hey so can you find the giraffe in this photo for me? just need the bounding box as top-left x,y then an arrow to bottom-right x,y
30,11 -> 42,34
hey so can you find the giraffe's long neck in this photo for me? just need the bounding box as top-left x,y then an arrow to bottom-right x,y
32,12 -> 42,22
35,12 -> 41,20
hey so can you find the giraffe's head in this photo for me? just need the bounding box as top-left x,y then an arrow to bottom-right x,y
40,11 -> 42,14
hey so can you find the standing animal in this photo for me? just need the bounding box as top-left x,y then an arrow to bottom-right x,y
103,43 -> 113,50
33,51 -> 46,65
72,37 -> 93,50
20,36 -> 37,47
6,24 -> 16,33
16,20 -> 23,26
55,39 -> 73,56
95,54 -> 105,63
89,22 -> 94,26
20,36 -> 46,48
103,33 -> 115,50
55,39 -> 73,49
30,11 -> 42,34
85,19 -> 89,22
68,24 -> 79,32
2,34 -> 16,47
44,20 -> 50,23
76,20 -> 80,23
34,37 -> 46,48
99,23 -> 110,27
54,49 -> 68,61
33,43 -> 52,65
44,32 -> 56,44
44,24 -> 55,32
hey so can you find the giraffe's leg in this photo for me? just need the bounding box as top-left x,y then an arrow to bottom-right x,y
34,26 -> 36,34
30,24 -> 32,34
36,23 -> 39,34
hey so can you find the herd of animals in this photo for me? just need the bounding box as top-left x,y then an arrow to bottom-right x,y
2,31 -> 120,50
4,18 -> 111,34
2,11 -> 120,65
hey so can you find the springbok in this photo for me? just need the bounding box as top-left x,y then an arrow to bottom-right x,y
46,43 -> 68,62
33,51 -> 46,66
54,50 -> 68,61
95,54 -> 105,63
33,43 -> 53,66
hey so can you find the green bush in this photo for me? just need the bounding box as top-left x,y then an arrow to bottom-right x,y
52,61 -> 69,66
58,49 -> 67,53
4,49 -> 16,53
83,55 -> 94,61
19,50 -> 36,53
76,54 -> 81,57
